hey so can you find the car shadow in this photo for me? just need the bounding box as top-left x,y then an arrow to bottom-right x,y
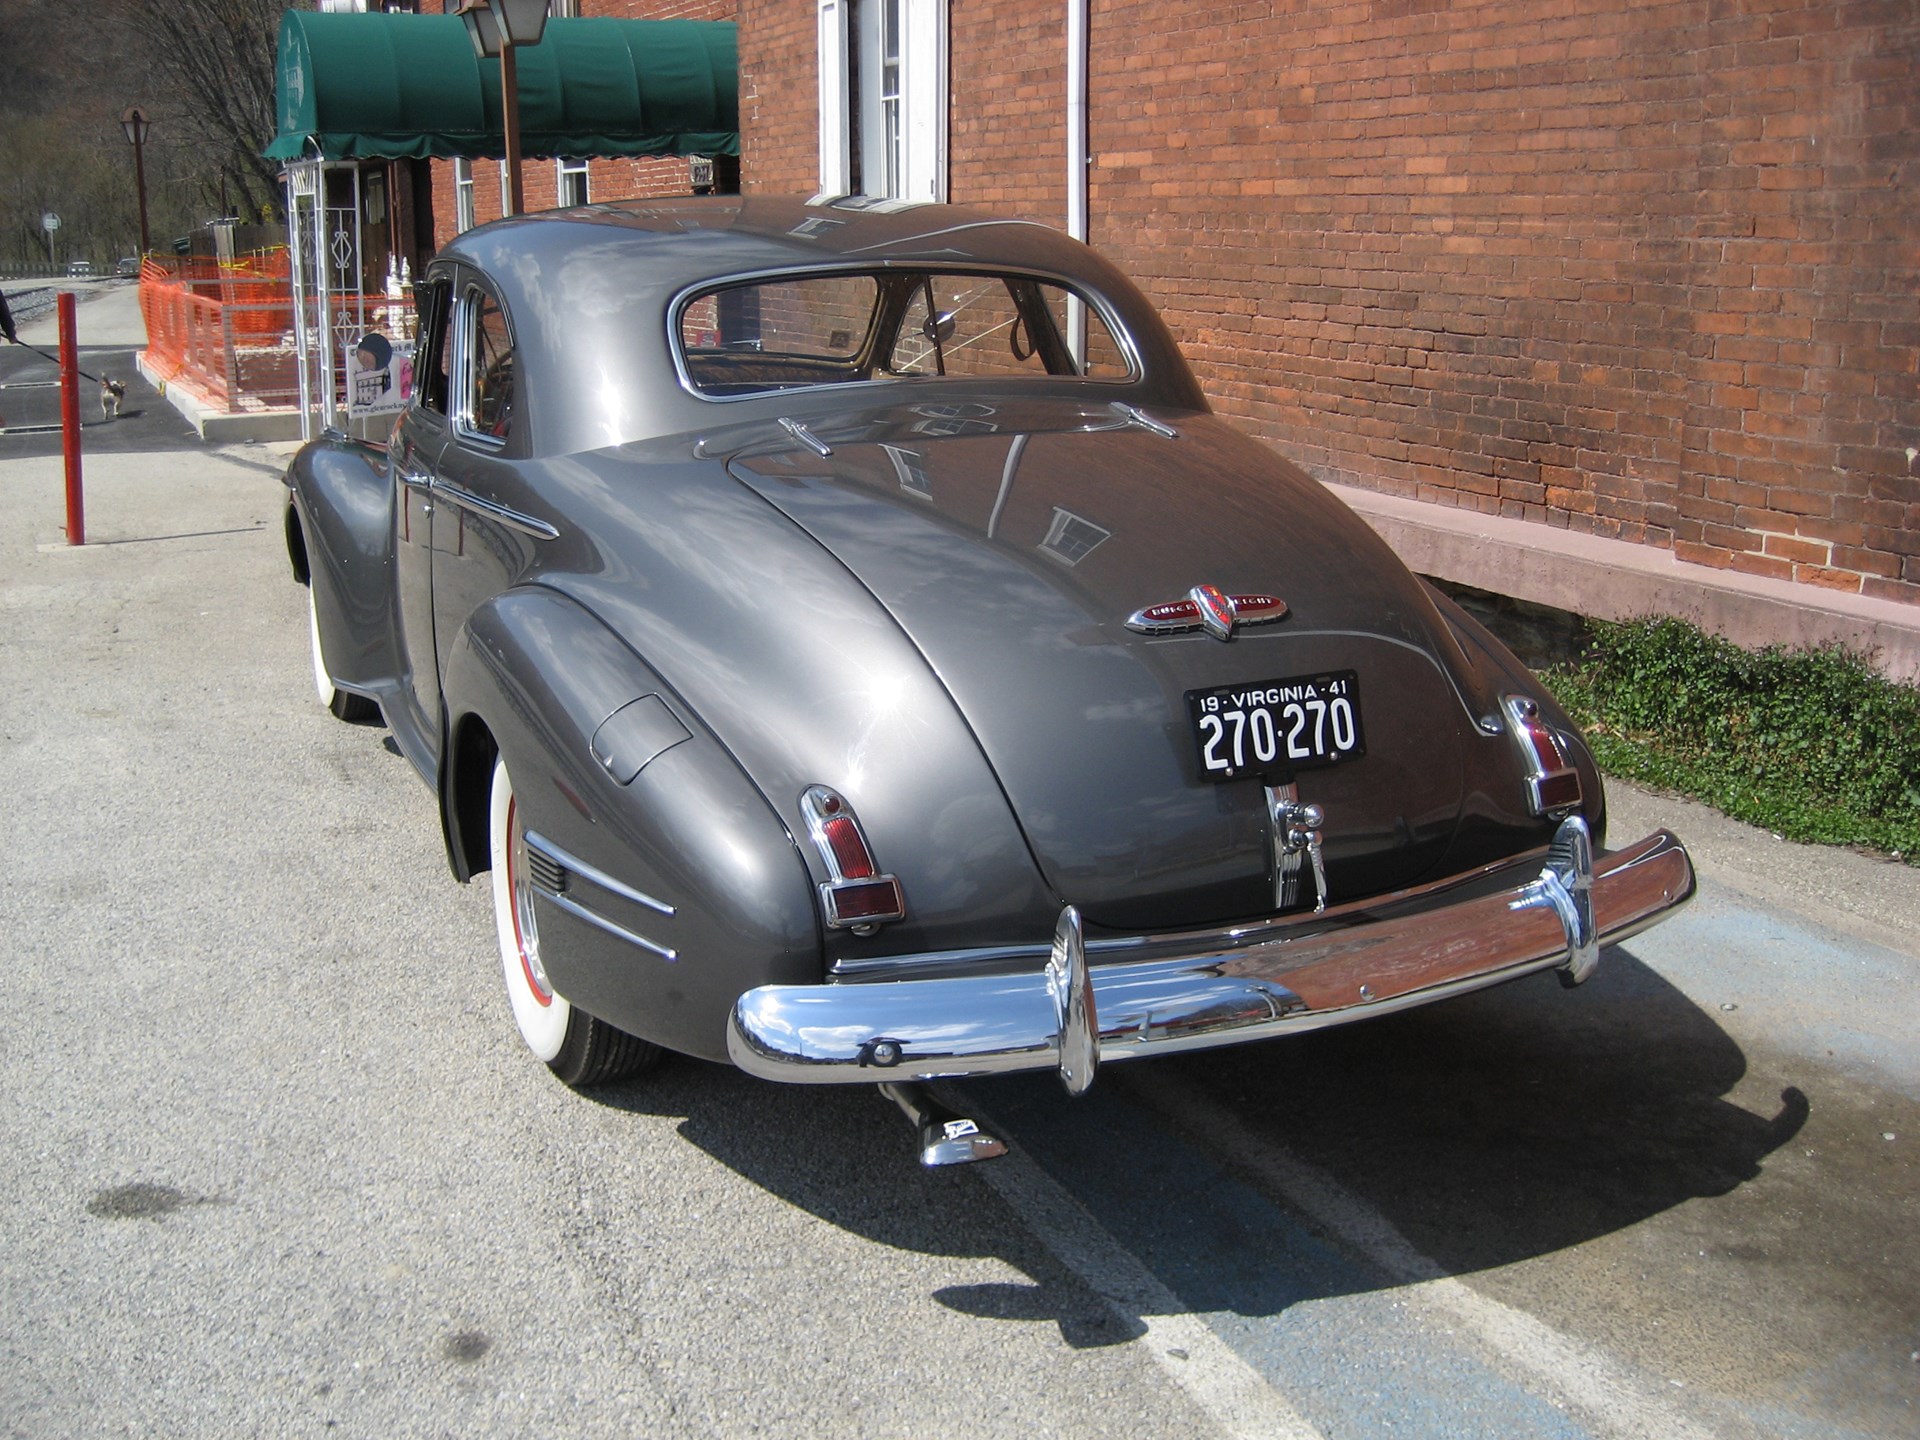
579,941 -> 1805,1348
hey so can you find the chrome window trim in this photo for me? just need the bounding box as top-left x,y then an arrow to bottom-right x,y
451,282 -> 512,451
666,261 -> 1145,404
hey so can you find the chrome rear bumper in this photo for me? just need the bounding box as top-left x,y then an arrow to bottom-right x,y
726,819 -> 1694,1092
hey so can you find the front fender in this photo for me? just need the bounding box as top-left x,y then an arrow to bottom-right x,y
442,585 -> 821,1063
283,434 -> 397,692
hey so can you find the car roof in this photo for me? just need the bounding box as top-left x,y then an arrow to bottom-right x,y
440,194 -> 1102,290
429,195 -> 1205,458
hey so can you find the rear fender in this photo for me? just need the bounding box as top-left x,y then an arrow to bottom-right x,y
441,586 -> 821,1062
1424,583 -> 1607,850
283,434 -> 398,692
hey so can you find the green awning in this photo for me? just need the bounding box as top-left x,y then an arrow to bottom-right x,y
266,10 -> 737,163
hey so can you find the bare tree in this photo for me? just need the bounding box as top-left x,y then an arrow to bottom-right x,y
101,0 -> 289,224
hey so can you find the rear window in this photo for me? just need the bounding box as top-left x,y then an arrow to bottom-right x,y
677,269 -> 1132,398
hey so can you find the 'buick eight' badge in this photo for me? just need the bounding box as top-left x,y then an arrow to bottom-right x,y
1126,585 -> 1289,641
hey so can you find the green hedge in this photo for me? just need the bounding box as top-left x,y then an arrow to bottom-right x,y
1541,617 -> 1920,863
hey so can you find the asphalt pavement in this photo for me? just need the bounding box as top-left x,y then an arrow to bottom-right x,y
2,283 -> 1915,1439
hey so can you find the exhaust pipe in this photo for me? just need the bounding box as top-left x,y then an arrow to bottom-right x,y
879,1082 -> 1007,1167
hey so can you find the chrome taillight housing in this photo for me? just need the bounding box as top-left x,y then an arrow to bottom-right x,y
1501,693 -> 1583,817
801,785 -> 906,933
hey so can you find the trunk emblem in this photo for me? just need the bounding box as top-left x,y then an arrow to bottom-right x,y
1126,586 -> 1289,641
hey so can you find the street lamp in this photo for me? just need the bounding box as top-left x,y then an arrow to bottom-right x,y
120,106 -> 152,255
456,0 -> 550,218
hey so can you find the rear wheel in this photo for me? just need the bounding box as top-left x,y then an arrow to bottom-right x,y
488,756 -> 662,1087
306,582 -> 379,722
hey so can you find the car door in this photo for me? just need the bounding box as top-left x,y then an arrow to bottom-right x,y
428,278 -> 551,697
389,271 -> 455,756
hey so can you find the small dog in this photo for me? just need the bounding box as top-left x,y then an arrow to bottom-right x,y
99,376 -> 125,421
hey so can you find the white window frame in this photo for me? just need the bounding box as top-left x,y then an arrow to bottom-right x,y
817,0 -> 851,194
817,0 -> 946,202
453,158 -> 475,233
556,156 -> 589,208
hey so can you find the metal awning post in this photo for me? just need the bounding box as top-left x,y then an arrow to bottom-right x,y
286,159 -> 321,441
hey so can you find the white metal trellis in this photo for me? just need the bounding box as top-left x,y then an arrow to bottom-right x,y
284,158 -> 367,440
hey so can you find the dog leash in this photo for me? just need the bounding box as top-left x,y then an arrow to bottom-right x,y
7,339 -> 119,389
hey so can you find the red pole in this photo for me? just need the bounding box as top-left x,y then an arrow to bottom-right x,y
59,291 -> 84,546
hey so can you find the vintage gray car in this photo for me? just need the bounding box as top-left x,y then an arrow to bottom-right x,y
286,196 -> 1694,1165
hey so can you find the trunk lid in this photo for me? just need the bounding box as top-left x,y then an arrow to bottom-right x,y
728,398 -> 1481,929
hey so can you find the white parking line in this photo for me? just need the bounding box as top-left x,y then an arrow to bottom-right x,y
978,1145 -> 1327,1440
1126,1070 -> 1720,1440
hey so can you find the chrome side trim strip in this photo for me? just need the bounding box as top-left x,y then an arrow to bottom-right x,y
434,482 -> 560,541
538,887 -> 679,963
727,826 -> 1693,1088
524,829 -> 676,916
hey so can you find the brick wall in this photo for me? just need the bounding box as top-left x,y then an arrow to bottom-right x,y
737,0 -> 1919,605
736,0 -> 819,193
428,155 -> 701,248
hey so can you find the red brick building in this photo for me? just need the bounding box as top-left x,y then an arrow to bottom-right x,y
424,0 -> 737,237
449,0 -> 1920,620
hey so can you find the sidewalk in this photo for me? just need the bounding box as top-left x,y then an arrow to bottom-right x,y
5,279 -> 302,442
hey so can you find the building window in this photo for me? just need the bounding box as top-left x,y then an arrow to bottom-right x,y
454,158 -> 475,233
817,0 -> 945,201
557,157 -> 589,208
866,0 -> 904,197
1039,508 -> 1111,567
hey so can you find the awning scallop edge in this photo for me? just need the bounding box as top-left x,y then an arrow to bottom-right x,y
266,10 -> 738,163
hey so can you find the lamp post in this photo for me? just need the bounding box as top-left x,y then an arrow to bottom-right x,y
120,106 -> 152,256
456,0 -> 550,218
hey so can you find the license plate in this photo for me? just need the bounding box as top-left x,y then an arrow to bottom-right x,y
1186,670 -> 1365,782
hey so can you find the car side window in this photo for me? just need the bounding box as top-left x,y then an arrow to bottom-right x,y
412,280 -> 452,418
457,289 -> 515,444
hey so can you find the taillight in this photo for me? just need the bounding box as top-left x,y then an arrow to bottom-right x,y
801,786 -> 906,932
1501,694 -> 1583,817
819,815 -> 877,879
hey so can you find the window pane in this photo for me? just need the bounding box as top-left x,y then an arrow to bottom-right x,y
1039,287 -> 1129,379
415,282 -> 452,416
681,275 -> 879,394
887,275 -> 1053,379
467,294 -> 514,439
678,270 -> 1134,397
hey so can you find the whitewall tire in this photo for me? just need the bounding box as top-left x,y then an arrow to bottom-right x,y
487,756 -> 662,1086
307,582 -> 379,722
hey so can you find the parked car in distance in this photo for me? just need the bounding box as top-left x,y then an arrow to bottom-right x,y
65,259 -> 96,278
283,196 -> 1695,1166
115,257 -> 139,278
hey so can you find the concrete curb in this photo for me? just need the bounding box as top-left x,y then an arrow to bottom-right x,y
133,351 -> 304,443
1332,481 -> 1920,683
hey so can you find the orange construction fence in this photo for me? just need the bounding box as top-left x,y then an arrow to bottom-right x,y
138,251 -> 408,417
